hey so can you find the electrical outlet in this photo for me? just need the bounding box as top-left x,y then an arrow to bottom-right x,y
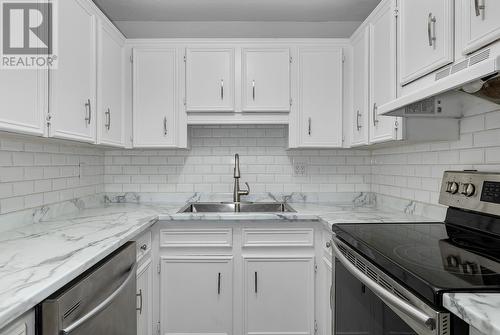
294,161 -> 308,177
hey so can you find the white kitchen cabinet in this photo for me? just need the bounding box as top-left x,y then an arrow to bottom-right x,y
137,259 -> 153,335
0,310 -> 35,335
133,48 -> 186,148
322,256 -> 333,335
49,0 -> 96,143
398,0 -> 454,85
160,256 -> 233,335
97,21 -> 124,147
351,26 -> 370,147
0,69 -> 46,136
185,48 -> 235,112
243,257 -> 315,335
369,0 -> 402,144
242,48 -> 291,112
461,0 -> 500,54
296,47 -> 343,148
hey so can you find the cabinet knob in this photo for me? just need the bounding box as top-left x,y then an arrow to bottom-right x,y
326,241 -> 332,249
140,244 -> 148,251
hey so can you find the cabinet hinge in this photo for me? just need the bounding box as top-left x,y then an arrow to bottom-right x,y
46,113 -> 52,127
395,120 -> 399,131
393,7 -> 399,17
342,55 -> 346,63
289,98 -> 293,107
314,262 -> 318,274
156,322 -> 161,335
157,262 -> 161,274
183,54 -> 187,63
183,97 -> 187,106
342,135 -> 345,143
130,55 -> 133,63
289,56 -> 293,63
314,320 -> 318,334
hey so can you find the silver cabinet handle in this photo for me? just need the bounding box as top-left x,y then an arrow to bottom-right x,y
217,272 -> 221,295
329,284 -> 333,310
220,79 -> 224,100
308,117 -> 312,136
61,263 -> 137,334
163,117 -> 167,136
136,289 -> 143,314
356,111 -> 362,131
373,103 -> 379,126
84,99 -> 92,125
252,80 -> 256,101
105,108 -> 111,130
140,244 -> 147,251
474,0 -> 485,17
428,13 -> 437,47
254,271 -> 258,293
331,236 -> 436,331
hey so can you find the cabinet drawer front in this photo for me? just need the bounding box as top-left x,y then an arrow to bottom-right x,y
160,228 -> 233,248
134,230 -> 152,261
242,228 -> 314,247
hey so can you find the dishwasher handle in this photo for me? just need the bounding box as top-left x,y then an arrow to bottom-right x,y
61,262 -> 137,334
331,236 -> 436,331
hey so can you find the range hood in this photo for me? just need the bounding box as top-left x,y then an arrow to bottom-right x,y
379,48 -> 500,118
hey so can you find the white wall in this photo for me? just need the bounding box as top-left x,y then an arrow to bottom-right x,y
115,21 -> 361,38
371,108 -> 500,206
104,125 -> 372,194
0,134 -> 104,215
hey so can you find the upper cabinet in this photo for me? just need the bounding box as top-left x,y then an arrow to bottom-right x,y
242,48 -> 291,112
398,0 -> 454,85
132,48 -> 187,148
351,27 -> 370,147
185,48 -> 235,112
296,47 -> 343,148
369,0 -> 402,144
97,21 -> 125,147
461,0 -> 500,54
49,0 -> 96,143
0,68 -> 47,137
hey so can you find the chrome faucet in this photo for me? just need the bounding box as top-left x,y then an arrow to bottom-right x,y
233,154 -> 250,203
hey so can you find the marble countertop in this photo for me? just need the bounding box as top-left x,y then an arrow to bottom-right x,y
0,201 -> 433,328
443,293 -> 500,335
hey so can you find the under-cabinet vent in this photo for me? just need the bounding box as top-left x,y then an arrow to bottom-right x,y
469,48 -> 491,66
435,68 -> 451,81
435,49 -> 491,81
450,60 -> 468,74
337,244 -> 410,303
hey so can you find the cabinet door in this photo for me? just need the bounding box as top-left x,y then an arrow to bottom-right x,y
133,48 -> 178,148
50,0 -> 96,143
0,69 -> 46,136
297,47 -> 343,148
322,256 -> 333,335
244,257 -> 314,335
137,260 -> 153,335
369,0 -> 402,144
160,257 -> 233,335
97,22 -> 124,147
186,48 -> 234,111
242,48 -> 291,112
399,0 -> 454,84
351,27 -> 370,147
461,0 -> 500,54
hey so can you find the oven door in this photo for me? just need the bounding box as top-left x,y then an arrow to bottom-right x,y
331,235 -> 467,335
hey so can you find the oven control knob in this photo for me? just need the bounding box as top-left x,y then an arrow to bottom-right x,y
447,182 -> 459,194
461,183 -> 476,197
463,262 -> 477,274
447,256 -> 459,268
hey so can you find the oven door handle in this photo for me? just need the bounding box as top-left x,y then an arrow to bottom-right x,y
61,262 -> 137,334
331,236 -> 436,331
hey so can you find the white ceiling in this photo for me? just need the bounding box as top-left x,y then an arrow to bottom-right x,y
94,0 -> 382,22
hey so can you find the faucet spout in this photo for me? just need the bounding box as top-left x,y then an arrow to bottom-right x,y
233,153 -> 250,203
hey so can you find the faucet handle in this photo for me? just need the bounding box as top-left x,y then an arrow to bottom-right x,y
239,182 -> 250,196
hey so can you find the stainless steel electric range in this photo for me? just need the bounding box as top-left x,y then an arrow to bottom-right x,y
331,171 -> 500,335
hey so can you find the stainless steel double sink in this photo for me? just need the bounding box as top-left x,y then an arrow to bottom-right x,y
178,202 -> 296,213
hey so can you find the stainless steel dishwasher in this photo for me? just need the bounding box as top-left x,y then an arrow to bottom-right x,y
38,242 -> 137,335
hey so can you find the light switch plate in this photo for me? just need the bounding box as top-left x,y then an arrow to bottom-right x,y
294,161 -> 308,177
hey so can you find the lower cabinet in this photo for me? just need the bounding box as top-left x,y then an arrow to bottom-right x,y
137,259 -> 153,335
0,310 -> 35,335
243,257 -> 315,335
160,256 -> 233,335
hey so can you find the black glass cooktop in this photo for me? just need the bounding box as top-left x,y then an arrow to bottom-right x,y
333,216 -> 500,306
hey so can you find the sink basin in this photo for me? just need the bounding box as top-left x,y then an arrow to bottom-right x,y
178,202 -> 296,213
